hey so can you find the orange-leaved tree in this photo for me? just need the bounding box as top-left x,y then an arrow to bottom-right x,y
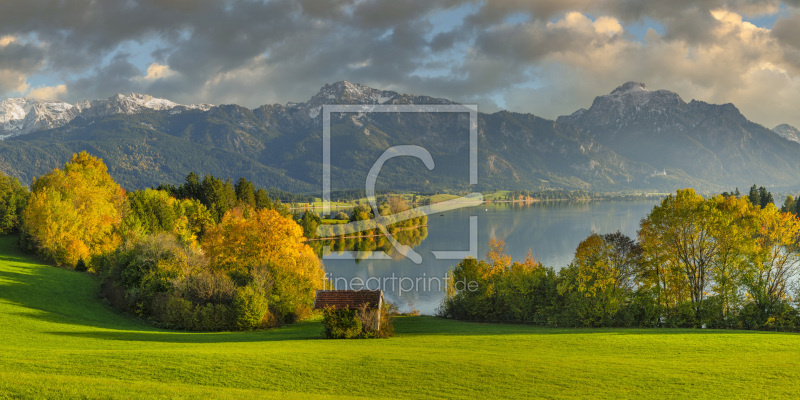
202,206 -> 326,322
21,152 -> 126,267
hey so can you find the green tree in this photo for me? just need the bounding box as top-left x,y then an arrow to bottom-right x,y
558,232 -> 640,326
254,188 -> 273,210
749,185 -> 760,207
782,195 -> 796,215
235,177 -> 256,208
122,189 -> 213,246
759,186 -> 774,208
638,189 -> 746,322
0,171 -> 29,234
201,174 -> 237,222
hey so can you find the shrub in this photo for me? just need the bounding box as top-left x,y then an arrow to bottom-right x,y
74,258 -> 88,272
232,285 -> 270,330
321,307 -> 363,339
176,271 -> 236,305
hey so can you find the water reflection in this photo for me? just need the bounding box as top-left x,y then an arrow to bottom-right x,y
321,199 -> 661,314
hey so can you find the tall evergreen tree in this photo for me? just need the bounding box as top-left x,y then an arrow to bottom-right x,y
183,172 -> 202,200
748,185 -> 760,207
201,174 -> 236,222
254,188 -> 273,210
758,186 -> 770,208
235,177 -> 256,208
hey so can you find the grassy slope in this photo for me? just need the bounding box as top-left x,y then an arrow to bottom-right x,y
1,235 -> 799,399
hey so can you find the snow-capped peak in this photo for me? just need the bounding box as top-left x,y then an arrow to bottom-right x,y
773,124 -> 800,144
310,81 -> 397,105
89,93 -> 214,115
293,81 -> 401,119
0,93 -> 216,140
610,81 -> 648,95
591,81 -> 685,115
0,98 -> 79,139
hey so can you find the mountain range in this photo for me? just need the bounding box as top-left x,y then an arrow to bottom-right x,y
0,81 -> 798,195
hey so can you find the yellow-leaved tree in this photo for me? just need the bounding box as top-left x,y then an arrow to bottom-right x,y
202,206 -> 326,322
21,152 -> 126,267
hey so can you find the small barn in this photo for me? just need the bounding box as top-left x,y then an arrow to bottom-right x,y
314,289 -> 384,330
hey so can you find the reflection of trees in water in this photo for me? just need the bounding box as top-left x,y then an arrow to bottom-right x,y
311,216 -> 428,260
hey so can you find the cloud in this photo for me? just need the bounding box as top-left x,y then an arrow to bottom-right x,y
27,84 -> 67,99
0,71 -> 28,95
141,63 -> 175,81
0,36 -> 15,47
0,0 -> 798,128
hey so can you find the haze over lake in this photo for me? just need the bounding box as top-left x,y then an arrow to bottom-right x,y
322,199 -> 663,314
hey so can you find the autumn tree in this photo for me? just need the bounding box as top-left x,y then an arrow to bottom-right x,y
202,206 -> 326,321
558,232 -> 641,326
639,189 -> 746,321
21,152 -> 126,267
486,238 -> 512,277
710,195 -> 756,320
741,204 -> 800,322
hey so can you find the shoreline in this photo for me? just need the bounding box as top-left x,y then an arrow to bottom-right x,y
305,224 -> 428,242
291,195 -> 666,211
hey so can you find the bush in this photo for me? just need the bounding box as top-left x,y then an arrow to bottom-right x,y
232,285 -> 270,330
321,307 -> 363,339
320,303 -> 394,339
74,258 -> 88,272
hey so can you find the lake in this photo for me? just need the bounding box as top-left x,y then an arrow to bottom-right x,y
320,199 -> 662,314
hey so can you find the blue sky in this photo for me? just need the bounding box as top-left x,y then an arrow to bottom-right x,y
3,0 -> 800,128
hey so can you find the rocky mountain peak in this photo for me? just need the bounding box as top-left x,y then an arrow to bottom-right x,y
309,81 -> 397,105
773,123 -> 800,144
610,81 -> 647,95
0,98 -> 79,139
558,82 -> 687,132
0,93 -> 214,140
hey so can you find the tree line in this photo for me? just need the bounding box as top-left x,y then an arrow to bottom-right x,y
3,152 -> 325,331
441,188 -> 800,330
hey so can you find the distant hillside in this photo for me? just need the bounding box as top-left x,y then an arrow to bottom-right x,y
0,81 -> 798,193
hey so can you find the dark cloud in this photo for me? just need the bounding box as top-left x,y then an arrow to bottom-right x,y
0,41 -> 46,72
0,0 -> 799,128
772,12 -> 800,49
67,53 -> 142,100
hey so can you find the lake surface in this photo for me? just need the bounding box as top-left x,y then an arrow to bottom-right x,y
321,199 -> 662,314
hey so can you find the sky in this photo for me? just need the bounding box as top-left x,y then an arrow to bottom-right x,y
2,0 -> 800,128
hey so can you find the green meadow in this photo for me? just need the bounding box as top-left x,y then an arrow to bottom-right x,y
1,234 -> 799,399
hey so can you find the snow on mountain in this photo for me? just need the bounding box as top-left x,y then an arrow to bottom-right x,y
296,81 -> 399,119
558,82 -> 694,136
0,98 -> 80,139
294,80 -> 456,119
773,124 -> 800,144
0,93 -> 214,140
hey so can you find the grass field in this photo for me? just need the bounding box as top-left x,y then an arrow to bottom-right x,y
1,235 -> 800,399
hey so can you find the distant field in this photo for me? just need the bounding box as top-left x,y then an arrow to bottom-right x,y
427,194 -> 460,204
1,235 -> 799,399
